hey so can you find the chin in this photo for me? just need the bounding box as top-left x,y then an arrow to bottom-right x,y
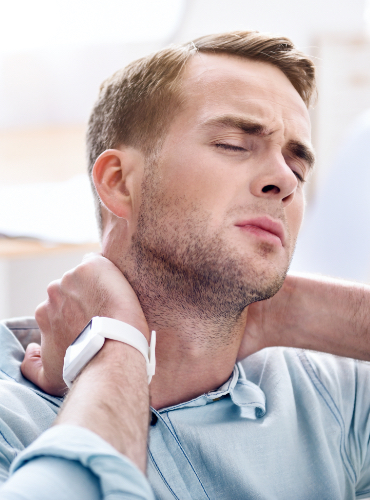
235,252 -> 289,301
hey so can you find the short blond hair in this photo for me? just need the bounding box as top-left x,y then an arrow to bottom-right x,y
87,31 -> 316,229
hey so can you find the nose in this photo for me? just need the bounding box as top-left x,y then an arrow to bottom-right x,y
249,152 -> 298,207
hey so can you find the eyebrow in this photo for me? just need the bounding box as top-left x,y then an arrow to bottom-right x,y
201,115 -> 316,170
287,140 -> 316,170
201,115 -> 271,136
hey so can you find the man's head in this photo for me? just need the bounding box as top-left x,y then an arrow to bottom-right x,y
87,31 -> 315,229
88,31 -> 316,334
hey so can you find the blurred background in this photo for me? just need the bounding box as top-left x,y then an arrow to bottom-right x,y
1,0 -> 370,318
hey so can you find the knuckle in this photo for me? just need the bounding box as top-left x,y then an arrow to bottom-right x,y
64,262 -> 90,283
35,302 -> 48,329
46,279 -> 61,299
34,304 -> 43,323
78,260 -> 96,277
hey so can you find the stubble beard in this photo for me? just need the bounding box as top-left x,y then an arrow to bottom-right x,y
124,169 -> 290,345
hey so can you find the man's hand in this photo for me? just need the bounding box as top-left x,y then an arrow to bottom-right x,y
238,273 -> 370,362
237,276 -> 295,361
21,255 -> 149,397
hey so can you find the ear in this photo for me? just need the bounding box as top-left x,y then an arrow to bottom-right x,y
92,148 -> 143,220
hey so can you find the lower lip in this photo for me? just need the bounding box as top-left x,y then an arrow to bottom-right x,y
237,225 -> 283,246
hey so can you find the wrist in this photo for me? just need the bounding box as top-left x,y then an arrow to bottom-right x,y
63,318 -> 156,388
87,338 -> 148,379
257,274 -> 311,351
105,311 -> 150,343
57,338 -> 149,464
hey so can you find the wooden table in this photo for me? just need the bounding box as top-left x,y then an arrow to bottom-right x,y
0,238 -> 100,258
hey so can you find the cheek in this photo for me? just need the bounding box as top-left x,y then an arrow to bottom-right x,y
159,151 -> 235,213
286,194 -> 305,243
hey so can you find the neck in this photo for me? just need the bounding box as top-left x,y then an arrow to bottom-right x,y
108,229 -> 250,410
138,292 -> 248,410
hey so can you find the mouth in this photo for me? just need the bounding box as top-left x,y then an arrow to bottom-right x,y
235,216 -> 285,246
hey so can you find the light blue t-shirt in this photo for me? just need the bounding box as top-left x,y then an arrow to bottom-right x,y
0,321 -> 370,499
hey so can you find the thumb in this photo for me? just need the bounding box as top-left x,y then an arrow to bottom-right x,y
21,343 -> 43,386
21,343 -> 66,397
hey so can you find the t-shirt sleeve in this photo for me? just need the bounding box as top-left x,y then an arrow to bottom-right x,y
346,359 -> 370,498
305,351 -> 370,498
0,425 -> 155,500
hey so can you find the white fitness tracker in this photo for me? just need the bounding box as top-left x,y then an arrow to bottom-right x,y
63,317 -> 156,388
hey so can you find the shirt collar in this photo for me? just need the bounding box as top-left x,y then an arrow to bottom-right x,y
157,363 -> 266,420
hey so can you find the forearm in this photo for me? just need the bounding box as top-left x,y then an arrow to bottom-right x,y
57,339 -> 150,472
276,274 -> 370,360
2,456 -> 101,500
4,426 -> 154,500
7,256 -> 154,498
1,339 -> 152,499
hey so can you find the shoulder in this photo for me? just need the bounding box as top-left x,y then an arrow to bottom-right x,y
242,347 -> 370,431
240,347 -> 367,414
0,321 -> 62,465
0,319 -> 62,410
240,346 -> 363,384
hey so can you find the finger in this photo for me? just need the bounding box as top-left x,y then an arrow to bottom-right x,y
35,279 -> 63,331
35,300 -> 52,334
82,252 -> 100,263
46,279 -> 63,305
21,343 -> 43,386
21,344 -> 67,397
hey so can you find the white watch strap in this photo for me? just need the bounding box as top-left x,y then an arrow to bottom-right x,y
92,317 -> 156,384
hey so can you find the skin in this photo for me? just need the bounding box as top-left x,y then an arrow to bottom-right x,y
23,254 -> 151,473
100,54 -> 313,409
19,54 -> 325,474
26,54 -> 312,402
21,258 -> 370,476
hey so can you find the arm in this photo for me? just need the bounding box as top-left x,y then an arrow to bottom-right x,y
239,273 -> 370,361
2,255 -> 154,499
56,338 -> 149,472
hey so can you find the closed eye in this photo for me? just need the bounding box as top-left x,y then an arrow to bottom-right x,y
215,143 -> 246,152
293,171 -> 306,184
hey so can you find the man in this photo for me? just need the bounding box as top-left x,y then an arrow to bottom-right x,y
1,31 -> 370,499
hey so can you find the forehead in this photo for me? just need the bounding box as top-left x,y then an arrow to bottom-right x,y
175,53 -> 311,141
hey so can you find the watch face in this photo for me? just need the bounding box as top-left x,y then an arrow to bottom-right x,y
63,318 -> 105,387
67,319 -> 94,364
72,319 -> 93,346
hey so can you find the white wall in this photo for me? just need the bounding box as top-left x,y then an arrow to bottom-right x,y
0,248 -> 96,318
0,0 -> 366,131
1,0 -> 370,318
172,0 -> 366,50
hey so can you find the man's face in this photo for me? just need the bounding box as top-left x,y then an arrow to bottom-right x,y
128,54 -> 313,321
